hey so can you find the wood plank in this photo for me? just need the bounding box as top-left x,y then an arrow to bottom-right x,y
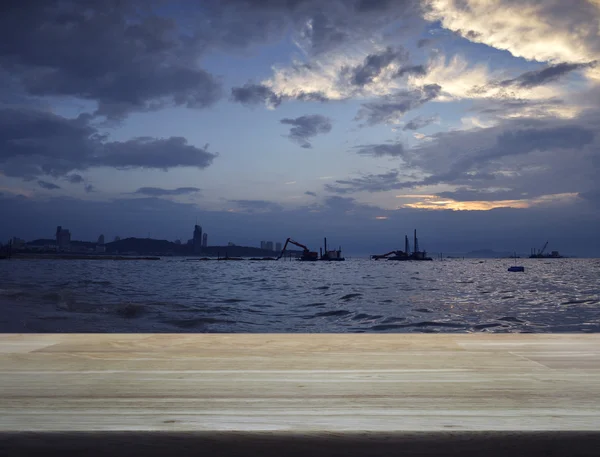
1,334 -> 599,434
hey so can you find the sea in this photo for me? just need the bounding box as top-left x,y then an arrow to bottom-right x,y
1,258 -> 599,333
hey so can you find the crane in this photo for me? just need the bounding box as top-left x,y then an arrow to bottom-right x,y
538,241 -> 549,256
277,238 -> 318,261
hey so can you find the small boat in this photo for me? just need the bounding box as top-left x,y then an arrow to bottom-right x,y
508,252 -> 524,272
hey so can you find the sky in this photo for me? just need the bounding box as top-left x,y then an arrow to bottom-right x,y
1,0 -> 599,256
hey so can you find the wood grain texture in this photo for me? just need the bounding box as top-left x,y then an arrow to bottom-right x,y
1,334 -> 600,433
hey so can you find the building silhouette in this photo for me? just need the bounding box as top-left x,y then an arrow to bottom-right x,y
266,241 -> 274,251
202,233 -> 208,247
260,241 -> 266,249
97,234 -> 105,245
56,226 -> 71,252
193,225 -> 203,254
276,242 -> 282,252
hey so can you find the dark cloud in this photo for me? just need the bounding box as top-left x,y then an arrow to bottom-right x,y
471,98 -> 566,119
134,187 -> 201,197
329,117 -> 598,195
280,114 -> 332,148
208,0 -> 423,56
0,108 -> 217,179
305,191 -> 317,197
229,199 -> 283,212
0,1 -> 222,119
394,65 -> 427,78
37,180 -> 61,190
403,115 -> 439,131
325,171 -> 401,194
66,174 -> 84,184
231,82 -> 330,107
354,143 -> 405,157
231,83 -> 282,107
436,188 -> 527,202
100,137 -> 216,170
350,46 -> 408,86
355,84 -> 441,126
487,126 -> 595,159
417,38 -> 432,48
500,62 -> 596,88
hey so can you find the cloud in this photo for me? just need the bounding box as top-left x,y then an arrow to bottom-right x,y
355,84 -> 441,126
66,174 -> 84,184
134,187 -> 202,197
325,170 -> 402,194
500,62 -> 597,88
37,180 -> 61,190
84,184 -> 95,193
436,188 -> 529,202
280,114 -> 332,148
231,83 -> 283,108
349,46 -> 408,86
229,199 -> 283,212
403,115 -> 439,131
0,1 -> 222,119
395,65 -> 427,78
305,191 -> 317,197
328,112 -> 599,197
0,108 -> 217,179
231,82 -> 329,108
99,137 -> 216,170
354,143 -> 406,157
425,0 -> 600,64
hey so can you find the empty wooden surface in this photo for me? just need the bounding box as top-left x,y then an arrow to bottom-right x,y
1,334 -> 600,432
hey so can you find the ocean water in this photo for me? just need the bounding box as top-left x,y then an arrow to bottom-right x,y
0,258 -> 599,333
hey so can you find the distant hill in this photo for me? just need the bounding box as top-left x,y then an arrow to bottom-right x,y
105,237 -> 299,257
106,237 -> 188,255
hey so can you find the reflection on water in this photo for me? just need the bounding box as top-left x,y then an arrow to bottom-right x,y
0,258 -> 599,333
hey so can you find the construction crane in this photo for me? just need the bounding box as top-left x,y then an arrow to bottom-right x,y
538,241 -> 549,256
371,251 -> 400,260
277,238 -> 319,261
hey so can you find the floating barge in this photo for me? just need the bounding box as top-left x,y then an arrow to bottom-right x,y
320,237 -> 345,261
529,241 -> 564,258
372,230 -> 433,261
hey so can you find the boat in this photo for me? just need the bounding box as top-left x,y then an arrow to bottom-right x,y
508,252 -> 524,272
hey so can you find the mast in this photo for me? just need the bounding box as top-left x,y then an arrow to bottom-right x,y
414,229 -> 418,254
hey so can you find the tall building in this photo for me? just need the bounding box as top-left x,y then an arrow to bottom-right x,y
97,234 -> 105,245
193,224 -> 203,254
260,241 -> 266,249
55,226 -> 71,251
275,242 -> 282,252
11,237 -> 25,249
202,233 -> 208,247
266,241 -> 274,251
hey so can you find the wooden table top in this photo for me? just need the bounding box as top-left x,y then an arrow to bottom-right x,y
1,333 -> 599,433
